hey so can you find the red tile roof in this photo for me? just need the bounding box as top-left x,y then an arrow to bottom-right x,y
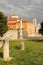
8,18 -> 19,21
7,14 -> 33,25
7,20 -> 20,24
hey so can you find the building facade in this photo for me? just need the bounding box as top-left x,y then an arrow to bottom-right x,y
7,14 -> 35,39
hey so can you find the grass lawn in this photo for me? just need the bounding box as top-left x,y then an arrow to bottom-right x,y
0,40 -> 43,65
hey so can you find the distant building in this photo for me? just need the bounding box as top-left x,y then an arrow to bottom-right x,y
7,14 -> 36,39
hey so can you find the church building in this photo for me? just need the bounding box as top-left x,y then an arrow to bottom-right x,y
7,14 -> 37,39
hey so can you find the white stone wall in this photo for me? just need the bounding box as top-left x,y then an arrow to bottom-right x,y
3,30 -> 18,40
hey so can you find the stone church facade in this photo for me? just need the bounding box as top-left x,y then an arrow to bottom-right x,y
7,14 -> 37,39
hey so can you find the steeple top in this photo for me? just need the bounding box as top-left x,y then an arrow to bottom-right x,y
33,17 -> 37,26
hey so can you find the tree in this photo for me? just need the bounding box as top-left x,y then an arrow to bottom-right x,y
0,12 -> 8,37
39,22 -> 43,35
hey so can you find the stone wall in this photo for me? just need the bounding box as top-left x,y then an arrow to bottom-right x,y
28,36 -> 43,40
3,30 -> 18,40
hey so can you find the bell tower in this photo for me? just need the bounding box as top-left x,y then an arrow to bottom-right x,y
33,17 -> 37,27
33,17 -> 37,34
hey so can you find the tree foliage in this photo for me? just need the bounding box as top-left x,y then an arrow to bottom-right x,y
39,22 -> 43,35
0,12 -> 8,36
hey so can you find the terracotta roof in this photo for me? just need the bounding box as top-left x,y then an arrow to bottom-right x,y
22,20 -> 32,23
7,21 -> 16,25
7,14 -> 33,25
8,18 -> 19,21
7,19 -> 32,25
7,20 -> 20,25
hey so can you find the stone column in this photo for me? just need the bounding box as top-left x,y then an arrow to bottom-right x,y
16,23 -> 18,39
19,18 -> 25,50
3,39 -> 11,61
0,40 -> 3,48
20,41 -> 25,50
20,19 -> 23,39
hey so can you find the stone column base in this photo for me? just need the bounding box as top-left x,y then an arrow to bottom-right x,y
20,41 -> 25,50
1,57 -> 12,61
20,36 -> 23,40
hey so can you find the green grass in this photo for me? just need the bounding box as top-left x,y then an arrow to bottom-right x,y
0,40 -> 43,65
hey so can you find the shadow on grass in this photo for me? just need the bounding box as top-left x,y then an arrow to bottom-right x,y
33,40 -> 43,43
27,40 -> 43,43
15,46 -> 20,50
0,52 -> 3,58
